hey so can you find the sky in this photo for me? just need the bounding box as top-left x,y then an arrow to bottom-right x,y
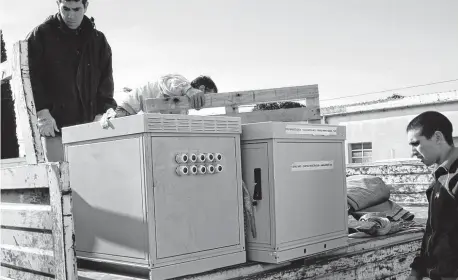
1,0 -> 458,110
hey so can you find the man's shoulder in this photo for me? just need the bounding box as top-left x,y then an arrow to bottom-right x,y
92,28 -> 106,38
90,29 -> 111,48
26,15 -> 57,39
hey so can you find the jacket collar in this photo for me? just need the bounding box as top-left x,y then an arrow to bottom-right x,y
45,13 -> 95,35
433,147 -> 458,180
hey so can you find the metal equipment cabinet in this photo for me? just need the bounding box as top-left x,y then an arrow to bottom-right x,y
62,114 -> 246,280
241,122 -> 348,263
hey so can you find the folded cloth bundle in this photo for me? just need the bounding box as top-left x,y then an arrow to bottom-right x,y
346,175 -> 414,222
352,200 -> 415,221
346,175 -> 391,211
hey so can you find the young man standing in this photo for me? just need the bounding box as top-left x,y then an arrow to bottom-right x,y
115,74 -> 218,117
27,0 -> 117,161
406,111 -> 458,280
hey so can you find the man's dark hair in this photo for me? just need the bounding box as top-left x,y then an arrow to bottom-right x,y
191,76 -> 218,93
406,111 -> 454,146
59,0 -> 88,5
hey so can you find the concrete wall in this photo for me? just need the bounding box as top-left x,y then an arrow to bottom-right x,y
324,103 -> 458,163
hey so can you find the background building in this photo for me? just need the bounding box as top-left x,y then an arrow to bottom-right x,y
322,91 -> 458,163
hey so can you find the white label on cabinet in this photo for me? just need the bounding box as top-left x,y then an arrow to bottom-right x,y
285,125 -> 337,136
291,160 -> 334,172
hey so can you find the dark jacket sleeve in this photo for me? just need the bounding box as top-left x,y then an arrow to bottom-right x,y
26,27 -> 52,112
409,188 -> 432,277
409,223 -> 429,277
432,231 -> 458,278
96,32 -> 116,114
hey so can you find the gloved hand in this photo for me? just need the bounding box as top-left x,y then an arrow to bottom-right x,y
37,109 -> 60,137
96,108 -> 116,129
184,88 -> 206,110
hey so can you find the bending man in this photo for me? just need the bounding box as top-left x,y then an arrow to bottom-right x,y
115,74 -> 218,117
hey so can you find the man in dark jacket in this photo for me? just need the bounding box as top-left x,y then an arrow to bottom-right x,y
406,111 -> 458,280
27,0 -> 116,161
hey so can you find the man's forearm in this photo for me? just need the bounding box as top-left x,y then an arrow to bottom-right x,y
114,107 -> 131,118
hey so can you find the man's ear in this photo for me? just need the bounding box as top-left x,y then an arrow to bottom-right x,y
84,1 -> 89,13
199,85 -> 206,92
434,131 -> 445,144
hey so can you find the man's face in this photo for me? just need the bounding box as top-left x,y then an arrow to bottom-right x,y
198,85 -> 216,94
57,0 -> 88,29
407,128 -> 440,166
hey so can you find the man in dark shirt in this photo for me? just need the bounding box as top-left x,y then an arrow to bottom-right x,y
27,0 -> 116,161
406,111 -> 458,280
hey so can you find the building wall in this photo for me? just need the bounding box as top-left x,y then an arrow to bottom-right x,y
324,103 -> 458,163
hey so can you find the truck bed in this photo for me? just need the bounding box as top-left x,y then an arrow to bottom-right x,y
78,225 -> 425,280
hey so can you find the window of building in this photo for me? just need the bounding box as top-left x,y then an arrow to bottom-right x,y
350,142 -> 372,163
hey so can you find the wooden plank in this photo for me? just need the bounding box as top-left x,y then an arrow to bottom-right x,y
0,266 -> 53,280
11,41 -> 45,164
144,85 -> 319,112
0,61 -> 12,84
62,215 -> 77,280
0,244 -> 54,275
1,164 -> 49,190
48,164 -> 66,280
0,203 -> 52,230
62,190 -> 77,279
1,228 -> 53,250
0,157 -> 27,168
1,188 -> 50,204
58,162 -> 71,193
229,106 -> 321,124
48,163 -> 77,280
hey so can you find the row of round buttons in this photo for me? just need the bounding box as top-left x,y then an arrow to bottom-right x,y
176,164 -> 223,176
175,153 -> 223,164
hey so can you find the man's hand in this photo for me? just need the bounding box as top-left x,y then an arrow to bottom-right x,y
37,109 -> 60,137
96,108 -> 116,129
185,88 -> 206,110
